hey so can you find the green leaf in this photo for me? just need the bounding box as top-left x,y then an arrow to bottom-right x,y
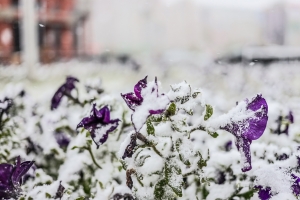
146,120 -> 155,136
166,102 -> 176,116
136,155 -> 151,167
208,131 -> 218,138
45,193 -> 51,198
202,185 -> 209,199
192,92 -> 201,98
175,139 -> 182,152
71,146 -> 79,150
99,181 -> 104,189
204,105 -> 213,121
169,183 -> 183,197
197,151 -> 210,169
75,197 -> 86,200
236,189 -> 256,199
154,179 -> 167,200
86,139 -> 93,146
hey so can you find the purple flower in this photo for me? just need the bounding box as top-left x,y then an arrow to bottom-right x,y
221,95 -> 268,172
274,111 -> 294,135
51,76 -> 79,110
215,170 -> 226,184
121,76 -> 147,111
122,134 -> 137,159
121,76 -> 169,131
54,132 -> 71,148
255,186 -> 272,200
55,181 -> 65,199
224,140 -> 233,152
291,174 -> 300,196
276,153 -> 289,161
288,111 -> 294,123
0,156 -> 34,199
77,104 -> 120,148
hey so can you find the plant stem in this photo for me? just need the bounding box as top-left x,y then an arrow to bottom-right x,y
183,170 -> 197,177
85,146 -> 102,169
64,92 -> 84,107
116,111 -> 129,141
136,132 -> 163,158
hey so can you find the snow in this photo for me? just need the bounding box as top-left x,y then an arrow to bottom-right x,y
2,58 -> 300,199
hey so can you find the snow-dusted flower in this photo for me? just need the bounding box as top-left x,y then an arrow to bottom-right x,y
121,76 -> 147,111
77,104 -> 120,148
291,174 -> 300,196
51,76 -> 79,110
0,156 -> 34,199
121,76 -> 169,131
54,132 -> 71,148
224,140 -> 232,152
255,186 -> 272,200
274,111 -> 294,135
122,134 -> 137,159
221,95 -> 268,172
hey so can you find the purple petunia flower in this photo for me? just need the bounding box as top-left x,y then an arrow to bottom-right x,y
121,76 -> 147,111
291,174 -> 300,196
77,104 -> 120,148
273,111 -> 294,135
0,156 -> 34,199
51,76 -> 79,110
221,95 -> 268,172
255,186 -> 272,200
54,132 -> 71,148
121,76 -> 169,131
224,140 -> 233,152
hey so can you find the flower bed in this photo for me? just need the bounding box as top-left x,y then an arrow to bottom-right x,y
0,63 -> 299,200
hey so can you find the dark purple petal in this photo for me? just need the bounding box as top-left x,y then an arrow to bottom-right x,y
77,104 -> 120,148
55,181 -> 65,199
55,132 -> 71,148
255,186 -> 272,200
288,111 -> 294,123
215,170 -> 226,184
121,93 -> 143,111
90,120 -> 119,148
221,95 -> 268,172
51,76 -> 79,110
292,174 -> 300,195
11,157 -> 35,188
224,140 -> 232,152
65,76 -> 79,90
122,134 -> 137,159
244,95 -> 268,140
235,136 -> 252,172
149,109 -> 165,115
0,156 -> 34,199
121,76 -> 147,111
134,76 -> 147,99
0,163 -> 14,191
95,105 -> 111,123
276,153 -> 289,161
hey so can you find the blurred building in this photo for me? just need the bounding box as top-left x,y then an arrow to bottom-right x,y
89,0 -> 290,56
0,0 -> 89,65
0,0 -> 20,65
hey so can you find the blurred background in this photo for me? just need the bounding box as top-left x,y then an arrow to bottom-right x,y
1,0 -> 300,110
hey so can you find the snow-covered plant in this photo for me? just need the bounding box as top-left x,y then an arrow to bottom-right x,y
119,77 -> 268,199
8,73 -> 300,200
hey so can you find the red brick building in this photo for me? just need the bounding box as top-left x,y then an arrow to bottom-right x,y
0,0 -> 88,65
